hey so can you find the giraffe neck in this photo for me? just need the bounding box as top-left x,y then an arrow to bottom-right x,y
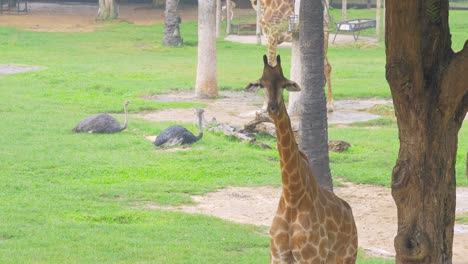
271,102 -> 318,207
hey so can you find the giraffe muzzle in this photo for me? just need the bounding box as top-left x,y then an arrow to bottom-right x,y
268,103 -> 280,116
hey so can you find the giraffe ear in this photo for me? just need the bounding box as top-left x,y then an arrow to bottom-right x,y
263,55 -> 268,66
245,80 -> 263,92
284,80 -> 301,92
276,55 -> 281,66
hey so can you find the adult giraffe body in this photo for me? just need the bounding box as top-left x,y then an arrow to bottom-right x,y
251,0 -> 334,111
246,55 -> 357,263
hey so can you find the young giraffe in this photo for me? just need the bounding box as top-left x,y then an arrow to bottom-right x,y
246,55 -> 357,263
250,0 -> 334,111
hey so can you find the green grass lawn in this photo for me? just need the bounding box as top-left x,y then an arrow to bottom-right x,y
0,8 -> 466,263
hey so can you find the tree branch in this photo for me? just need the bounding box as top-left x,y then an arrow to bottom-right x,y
440,40 -> 468,120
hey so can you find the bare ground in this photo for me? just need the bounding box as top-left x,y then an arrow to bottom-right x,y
141,91 -> 468,263
2,4 -> 468,262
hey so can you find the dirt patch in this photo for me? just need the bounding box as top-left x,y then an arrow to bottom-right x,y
135,90 -> 389,129
150,184 -> 468,263
0,64 -> 43,75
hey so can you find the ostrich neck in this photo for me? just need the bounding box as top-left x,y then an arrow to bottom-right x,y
121,103 -> 128,131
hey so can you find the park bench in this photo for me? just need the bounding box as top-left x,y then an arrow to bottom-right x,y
232,23 -> 257,35
332,18 -> 376,43
0,0 -> 28,14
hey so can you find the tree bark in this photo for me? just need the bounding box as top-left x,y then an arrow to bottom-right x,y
287,0 -> 302,116
300,0 -> 333,192
216,0 -> 221,38
341,0 -> 347,21
97,0 -> 119,20
226,0 -> 232,34
163,0 -> 183,46
376,0 -> 381,41
386,1 -> 468,263
195,0 -> 218,98
152,0 -> 165,8
255,0 -> 262,45
287,35 -> 302,116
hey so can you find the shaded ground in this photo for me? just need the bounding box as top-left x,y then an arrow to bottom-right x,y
2,4 -> 467,262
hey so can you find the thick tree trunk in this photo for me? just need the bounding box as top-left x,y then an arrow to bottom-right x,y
163,0 -> 183,46
300,0 -> 333,192
97,0 -> 119,20
386,1 -> 468,263
195,0 -> 218,98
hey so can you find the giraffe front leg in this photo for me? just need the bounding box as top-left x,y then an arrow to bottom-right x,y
324,57 -> 334,112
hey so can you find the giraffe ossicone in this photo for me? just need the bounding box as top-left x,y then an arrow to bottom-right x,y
246,55 -> 358,263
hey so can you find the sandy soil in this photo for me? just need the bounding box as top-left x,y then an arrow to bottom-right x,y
2,4 -> 467,262
150,184 -> 468,262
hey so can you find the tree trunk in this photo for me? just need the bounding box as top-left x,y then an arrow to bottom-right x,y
216,0 -> 221,38
376,0 -> 381,41
299,0 -> 333,192
195,0 -> 218,98
287,35 -> 302,116
255,0 -> 262,44
386,1 -> 468,263
163,0 -> 183,46
341,0 -> 347,21
287,0 -> 301,116
152,0 -> 165,8
226,0 -> 232,34
97,0 -> 119,20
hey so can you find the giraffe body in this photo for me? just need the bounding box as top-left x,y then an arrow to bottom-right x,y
246,55 -> 357,263
251,0 -> 335,111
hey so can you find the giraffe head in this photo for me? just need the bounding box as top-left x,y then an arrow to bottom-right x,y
245,55 -> 300,116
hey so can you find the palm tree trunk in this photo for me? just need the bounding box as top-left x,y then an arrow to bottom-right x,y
163,0 -> 183,46
341,0 -> 347,21
299,0 -> 333,192
216,0 -> 221,38
195,0 -> 218,98
226,0 -> 232,34
97,0 -> 119,20
376,0 -> 381,41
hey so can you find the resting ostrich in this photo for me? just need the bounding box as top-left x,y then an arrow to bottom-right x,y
154,108 -> 205,147
73,100 -> 130,134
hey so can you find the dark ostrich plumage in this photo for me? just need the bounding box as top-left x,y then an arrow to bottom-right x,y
154,108 -> 205,147
73,100 -> 130,134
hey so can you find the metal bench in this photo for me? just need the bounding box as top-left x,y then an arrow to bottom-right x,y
0,0 -> 28,14
332,19 -> 376,43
